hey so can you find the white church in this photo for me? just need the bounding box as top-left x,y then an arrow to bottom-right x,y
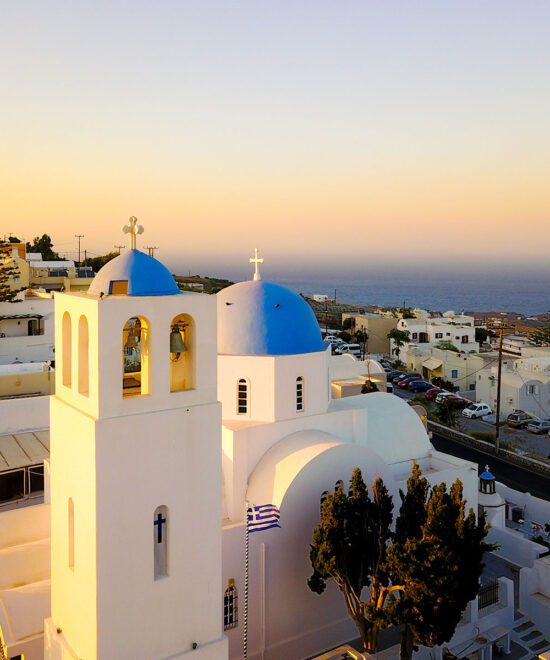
2,220 -> 542,660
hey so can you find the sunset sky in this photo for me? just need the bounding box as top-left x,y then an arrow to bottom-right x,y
1,1 -> 549,280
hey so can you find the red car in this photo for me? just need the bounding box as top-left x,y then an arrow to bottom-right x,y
424,387 -> 442,400
442,395 -> 469,409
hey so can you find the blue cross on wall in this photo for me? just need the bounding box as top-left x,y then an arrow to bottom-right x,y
154,512 -> 166,543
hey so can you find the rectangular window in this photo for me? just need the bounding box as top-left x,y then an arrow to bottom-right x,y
435,333 -> 443,339
237,380 -> 248,414
296,377 -> 304,412
110,280 -> 129,295
451,370 -> 458,379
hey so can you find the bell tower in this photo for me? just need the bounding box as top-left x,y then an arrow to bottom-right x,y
45,220 -> 228,660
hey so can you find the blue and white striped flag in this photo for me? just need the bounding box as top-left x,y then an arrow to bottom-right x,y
247,504 -> 281,533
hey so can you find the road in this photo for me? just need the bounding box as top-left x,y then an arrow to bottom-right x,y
393,386 -> 550,458
430,432 -> 550,501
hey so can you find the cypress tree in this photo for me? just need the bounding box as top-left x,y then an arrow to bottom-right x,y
0,241 -> 22,302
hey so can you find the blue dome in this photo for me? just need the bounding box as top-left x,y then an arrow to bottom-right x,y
88,249 -> 180,297
480,471 -> 494,480
217,280 -> 324,356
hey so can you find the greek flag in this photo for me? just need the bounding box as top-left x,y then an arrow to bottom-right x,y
247,504 -> 281,533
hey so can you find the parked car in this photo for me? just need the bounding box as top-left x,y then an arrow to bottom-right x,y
391,372 -> 407,383
397,376 -> 422,388
526,420 -> 550,434
394,371 -> 421,383
435,391 -> 455,404
424,387 -> 442,400
408,380 -> 434,393
337,343 -> 361,357
507,411 -> 536,428
444,395 -> 470,409
324,335 -> 344,345
462,402 -> 492,419
379,360 -> 391,369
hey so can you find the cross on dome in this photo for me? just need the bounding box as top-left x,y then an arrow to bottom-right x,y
122,216 -> 144,250
485,465 -> 490,472
249,247 -> 264,281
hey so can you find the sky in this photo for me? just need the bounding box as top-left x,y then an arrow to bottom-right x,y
1,1 -> 549,281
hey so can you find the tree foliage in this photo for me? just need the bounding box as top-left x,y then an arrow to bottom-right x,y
436,341 -> 459,353
28,234 -> 60,261
387,329 -> 411,361
308,464 -> 492,659
343,317 -> 355,331
354,329 -> 369,356
86,251 -> 119,273
361,379 -> 379,394
308,470 -> 393,652
0,241 -> 22,302
528,327 -> 550,347
435,399 -> 460,428
475,327 -> 494,344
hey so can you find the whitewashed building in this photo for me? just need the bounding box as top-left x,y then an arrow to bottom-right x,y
392,312 -> 478,358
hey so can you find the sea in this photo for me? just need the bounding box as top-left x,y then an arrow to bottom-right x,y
276,274 -> 550,317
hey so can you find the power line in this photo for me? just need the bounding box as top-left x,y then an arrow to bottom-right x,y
144,246 -> 159,257
114,245 -> 125,254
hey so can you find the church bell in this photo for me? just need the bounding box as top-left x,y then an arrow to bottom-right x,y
170,326 -> 187,357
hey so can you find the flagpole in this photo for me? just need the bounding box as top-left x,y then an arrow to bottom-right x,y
244,503 -> 250,660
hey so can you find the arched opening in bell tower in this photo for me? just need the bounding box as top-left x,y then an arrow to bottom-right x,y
78,315 -> 89,396
122,316 -> 151,398
169,313 -> 195,392
62,312 -> 72,388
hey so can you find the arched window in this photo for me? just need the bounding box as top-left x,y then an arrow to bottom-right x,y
68,498 -> 74,570
335,480 -> 344,491
296,376 -> 304,412
153,505 -> 168,580
122,316 -> 151,398
78,315 -> 89,396
320,490 -> 329,514
62,312 -> 72,387
224,579 -> 238,630
237,379 -> 248,415
170,314 -> 195,392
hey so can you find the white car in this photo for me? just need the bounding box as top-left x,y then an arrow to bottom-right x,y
462,402 -> 492,419
435,391 -> 454,404
324,335 -> 344,345
337,343 -> 361,358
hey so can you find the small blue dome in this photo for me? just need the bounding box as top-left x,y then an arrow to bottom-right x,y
480,471 -> 494,480
217,280 -> 324,356
88,249 -> 180,297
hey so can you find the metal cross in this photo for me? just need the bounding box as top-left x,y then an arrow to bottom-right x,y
485,465 -> 490,472
154,512 -> 166,543
249,247 -> 263,281
122,216 -> 144,250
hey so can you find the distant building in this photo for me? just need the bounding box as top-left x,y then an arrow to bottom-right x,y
313,294 -> 329,303
341,313 -> 398,354
476,355 -> 550,418
392,311 -> 479,356
406,345 -> 488,391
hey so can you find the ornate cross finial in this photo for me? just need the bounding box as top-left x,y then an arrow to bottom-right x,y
485,465 -> 490,472
122,216 -> 144,250
249,247 -> 263,281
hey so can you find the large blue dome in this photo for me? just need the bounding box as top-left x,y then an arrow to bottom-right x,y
88,249 -> 180,297
217,280 -> 324,356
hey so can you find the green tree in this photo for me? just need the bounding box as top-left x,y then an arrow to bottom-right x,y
528,327 -> 550,347
86,251 -> 119,273
308,470 -> 394,652
386,471 -> 493,660
435,399 -> 459,428
308,464 -> 492,660
475,327 -> 494,344
431,376 -> 455,391
399,308 -> 415,319
361,379 -> 379,394
354,329 -> 369,357
338,330 -> 352,343
0,242 -> 23,302
28,234 -> 60,261
436,341 -> 459,353
387,329 -> 410,362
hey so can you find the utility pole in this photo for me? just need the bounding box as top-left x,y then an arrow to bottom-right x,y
84,250 -> 87,267
145,246 -> 159,257
494,326 -> 512,455
75,234 -> 84,265
114,245 -> 125,255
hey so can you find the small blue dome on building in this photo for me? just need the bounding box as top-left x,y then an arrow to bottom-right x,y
480,471 -> 494,480
88,249 -> 180,297
217,280 -> 324,356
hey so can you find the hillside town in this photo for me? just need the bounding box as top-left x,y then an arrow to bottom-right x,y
0,233 -> 549,660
